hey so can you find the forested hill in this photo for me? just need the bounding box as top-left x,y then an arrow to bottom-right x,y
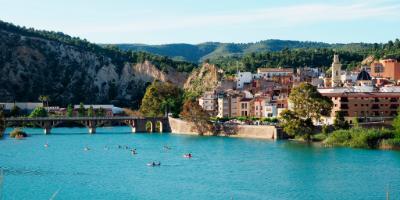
113,40 -> 376,63
0,20 -> 197,108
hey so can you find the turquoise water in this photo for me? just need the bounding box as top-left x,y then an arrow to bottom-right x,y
1,127 -> 400,200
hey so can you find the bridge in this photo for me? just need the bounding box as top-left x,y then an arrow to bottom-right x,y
4,116 -> 170,134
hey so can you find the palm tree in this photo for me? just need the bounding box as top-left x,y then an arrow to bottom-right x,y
38,95 -> 50,107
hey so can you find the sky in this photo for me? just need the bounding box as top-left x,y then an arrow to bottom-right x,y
0,0 -> 399,44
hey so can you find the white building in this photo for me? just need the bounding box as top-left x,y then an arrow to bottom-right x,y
198,91 -> 217,112
0,102 -> 43,113
264,104 -> 277,118
341,71 -> 358,84
257,68 -> 294,80
236,71 -> 253,89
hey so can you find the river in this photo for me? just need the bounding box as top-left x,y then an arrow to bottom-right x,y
0,127 -> 399,200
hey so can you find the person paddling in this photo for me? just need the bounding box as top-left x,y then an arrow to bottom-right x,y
184,153 -> 192,158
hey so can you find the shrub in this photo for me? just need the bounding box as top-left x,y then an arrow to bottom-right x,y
324,127 -> 395,149
382,138 -> 400,146
312,133 -> 327,142
236,116 -> 247,122
261,117 -> 279,123
324,129 -> 351,146
10,128 -> 28,138
380,138 -> 400,150
29,107 -> 48,118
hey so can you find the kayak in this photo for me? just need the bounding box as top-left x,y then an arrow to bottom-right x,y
147,162 -> 161,167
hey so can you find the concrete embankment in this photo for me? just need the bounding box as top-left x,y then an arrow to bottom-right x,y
168,117 -> 282,140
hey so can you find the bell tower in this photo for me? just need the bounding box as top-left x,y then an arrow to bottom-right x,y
331,54 -> 342,87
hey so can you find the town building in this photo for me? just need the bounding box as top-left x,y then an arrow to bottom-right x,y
257,68 -> 294,79
236,71 -> 253,89
216,90 -> 240,118
370,59 -> 400,81
253,97 -> 265,118
319,68 -> 400,124
320,91 -> 400,124
198,91 -> 217,114
239,98 -> 253,117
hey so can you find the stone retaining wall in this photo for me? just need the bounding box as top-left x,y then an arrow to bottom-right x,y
168,117 -> 281,140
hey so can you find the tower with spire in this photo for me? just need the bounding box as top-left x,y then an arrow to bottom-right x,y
331,54 -> 342,87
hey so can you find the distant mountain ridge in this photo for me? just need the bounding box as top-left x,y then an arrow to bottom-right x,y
113,40 -> 374,63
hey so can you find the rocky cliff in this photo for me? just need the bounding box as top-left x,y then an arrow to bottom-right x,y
184,63 -> 222,97
132,61 -> 188,87
0,21 -> 194,108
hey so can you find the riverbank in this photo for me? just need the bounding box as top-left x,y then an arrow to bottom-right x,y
317,127 -> 400,150
168,117 -> 283,140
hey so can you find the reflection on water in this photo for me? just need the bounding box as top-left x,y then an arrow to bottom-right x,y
0,127 -> 400,200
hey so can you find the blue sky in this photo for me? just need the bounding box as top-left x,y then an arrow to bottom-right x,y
0,0 -> 399,44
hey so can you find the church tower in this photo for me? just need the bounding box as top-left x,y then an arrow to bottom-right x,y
331,54 -> 342,87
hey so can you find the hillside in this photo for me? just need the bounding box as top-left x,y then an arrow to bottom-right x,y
184,63 -> 222,98
0,20 -> 196,108
113,40 -> 376,63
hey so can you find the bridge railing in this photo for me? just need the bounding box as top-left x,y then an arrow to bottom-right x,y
4,116 -> 168,121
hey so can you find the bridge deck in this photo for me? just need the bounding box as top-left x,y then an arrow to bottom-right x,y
5,116 -> 165,122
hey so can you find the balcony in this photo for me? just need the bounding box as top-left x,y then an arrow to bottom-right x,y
340,97 -> 348,102
390,98 -> 398,102
340,104 -> 349,109
390,104 -> 399,109
372,104 -> 380,109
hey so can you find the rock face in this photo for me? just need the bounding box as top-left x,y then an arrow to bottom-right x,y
0,29 -> 187,107
132,61 -> 188,87
184,63 -> 222,96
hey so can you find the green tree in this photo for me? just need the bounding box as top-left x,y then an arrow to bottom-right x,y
279,83 -> 333,141
66,104 -> 73,117
38,95 -> 50,107
87,106 -> 94,117
96,107 -> 106,117
140,81 -> 183,117
393,108 -> 400,138
279,109 -> 314,140
180,99 -> 212,135
333,111 -> 350,130
29,107 -> 48,118
78,103 -> 85,117
289,83 -> 333,122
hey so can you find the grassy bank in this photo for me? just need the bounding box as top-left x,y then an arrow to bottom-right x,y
323,127 -> 400,150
